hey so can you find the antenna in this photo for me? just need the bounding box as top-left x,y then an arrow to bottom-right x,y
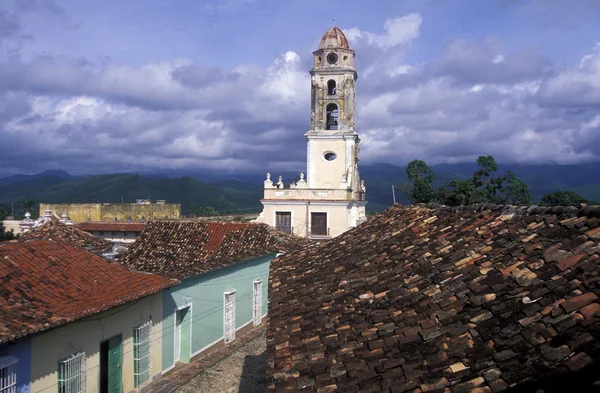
391,185 -> 397,204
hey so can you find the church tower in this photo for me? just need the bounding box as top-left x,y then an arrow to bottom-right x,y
254,27 -> 367,239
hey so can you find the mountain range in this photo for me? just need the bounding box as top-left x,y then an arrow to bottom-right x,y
1,163 -> 599,218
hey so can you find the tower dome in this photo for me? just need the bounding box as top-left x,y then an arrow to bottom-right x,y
318,26 -> 350,49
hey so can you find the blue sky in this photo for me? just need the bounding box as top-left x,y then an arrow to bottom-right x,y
1,0 -> 600,177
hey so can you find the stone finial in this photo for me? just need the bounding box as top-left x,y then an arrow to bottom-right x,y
264,172 -> 274,188
276,175 -> 284,188
25,212 -> 31,219
296,172 -> 307,188
360,179 -> 366,192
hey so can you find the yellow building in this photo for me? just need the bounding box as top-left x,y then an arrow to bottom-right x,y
254,26 -> 367,239
39,200 -> 181,223
0,238 -> 177,393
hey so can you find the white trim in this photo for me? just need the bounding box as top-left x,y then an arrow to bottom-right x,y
223,290 -> 237,344
173,303 -> 192,366
253,280 -> 263,326
261,200 -> 308,206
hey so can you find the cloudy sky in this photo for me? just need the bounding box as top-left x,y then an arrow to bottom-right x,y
1,0 -> 600,177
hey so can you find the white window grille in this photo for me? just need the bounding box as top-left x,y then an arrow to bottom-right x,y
134,320 -> 152,388
0,357 -> 17,393
58,352 -> 86,393
224,290 -> 236,344
253,280 -> 263,326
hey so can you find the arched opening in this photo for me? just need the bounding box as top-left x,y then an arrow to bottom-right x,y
326,103 -> 339,130
327,80 -> 336,95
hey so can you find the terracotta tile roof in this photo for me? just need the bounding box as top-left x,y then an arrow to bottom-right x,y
122,221 -> 312,279
22,221 -> 112,253
76,222 -> 147,232
266,204 -> 600,392
0,238 -> 177,344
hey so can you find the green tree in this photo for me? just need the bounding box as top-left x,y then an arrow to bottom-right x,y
473,155 -> 502,202
498,171 -> 532,205
193,206 -> 219,217
541,190 -> 587,205
442,179 -> 486,206
401,160 -> 436,203
437,155 -> 532,206
0,222 -> 16,241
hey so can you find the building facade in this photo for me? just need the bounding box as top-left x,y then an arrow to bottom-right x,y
161,254 -> 272,372
39,201 -> 180,223
0,238 -> 176,393
255,27 -> 367,240
76,222 -> 146,243
120,221 -> 309,373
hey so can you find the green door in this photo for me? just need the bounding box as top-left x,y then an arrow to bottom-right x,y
108,335 -> 123,393
180,308 -> 191,363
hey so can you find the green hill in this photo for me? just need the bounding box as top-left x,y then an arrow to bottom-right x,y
2,162 -> 599,220
0,174 -> 262,218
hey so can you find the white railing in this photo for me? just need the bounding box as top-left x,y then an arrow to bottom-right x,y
58,352 -> 86,393
134,321 -> 152,388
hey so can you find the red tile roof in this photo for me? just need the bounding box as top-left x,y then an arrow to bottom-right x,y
122,221 -> 312,279
0,238 -> 177,344
22,221 -> 111,253
267,204 -> 600,392
76,222 -> 147,232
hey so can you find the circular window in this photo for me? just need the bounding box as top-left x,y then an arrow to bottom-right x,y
327,52 -> 338,65
324,152 -> 337,161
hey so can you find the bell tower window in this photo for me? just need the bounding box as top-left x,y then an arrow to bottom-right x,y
327,80 -> 336,95
327,53 -> 338,65
326,103 -> 339,130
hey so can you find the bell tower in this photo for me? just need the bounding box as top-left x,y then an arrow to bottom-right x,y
254,26 -> 367,240
306,27 -> 362,197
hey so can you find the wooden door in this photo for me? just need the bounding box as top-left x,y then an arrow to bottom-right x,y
311,213 -> 327,235
107,335 -> 122,393
275,212 -> 292,233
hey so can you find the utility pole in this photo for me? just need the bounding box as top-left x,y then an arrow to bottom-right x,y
391,185 -> 397,204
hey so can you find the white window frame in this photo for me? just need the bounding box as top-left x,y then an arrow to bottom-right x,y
133,320 -> 152,388
223,289 -> 236,344
58,352 -> 86,393
253,280 -> 263,326
0,357 -> 17,393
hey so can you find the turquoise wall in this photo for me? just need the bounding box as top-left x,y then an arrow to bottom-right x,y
162,253 -> 274,371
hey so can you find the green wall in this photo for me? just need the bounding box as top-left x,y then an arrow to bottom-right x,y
162,253 -> 274,371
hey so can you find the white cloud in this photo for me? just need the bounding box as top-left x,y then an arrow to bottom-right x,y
538,42 -> 600,106
344,13 -> 422,50
2,14 -> 600,176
